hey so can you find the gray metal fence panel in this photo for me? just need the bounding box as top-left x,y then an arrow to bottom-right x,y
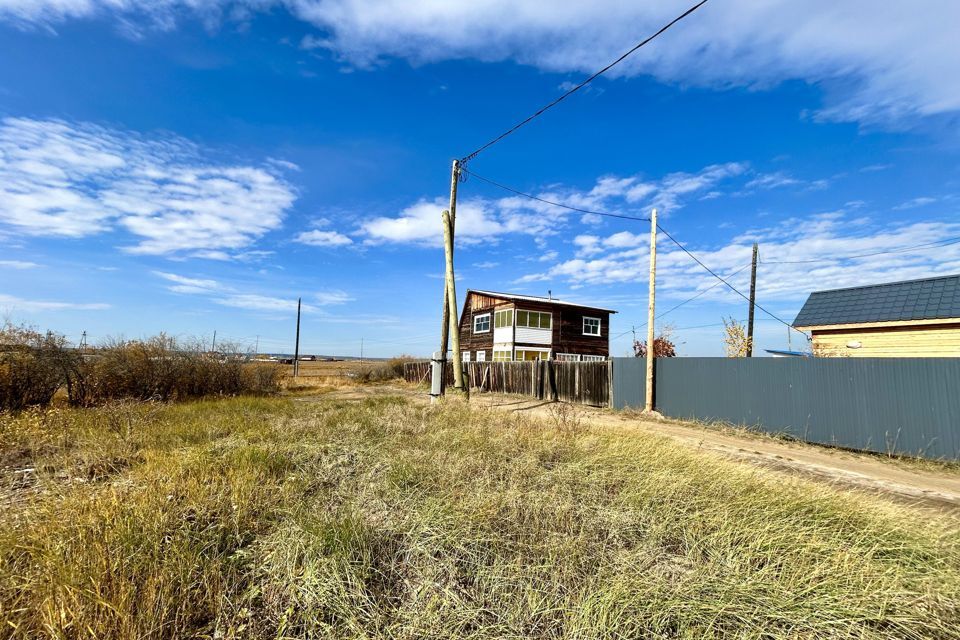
611,357 -> 960,460
611,357 -> 646,410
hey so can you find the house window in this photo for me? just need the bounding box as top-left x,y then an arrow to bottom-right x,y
476,350 -> 486,362
581,354 -> 606,362
473,313 -> 491,333
494,309 -> 513,328
515,348 -> 550,361
492,349 -> 512,362
583,316 -> 601,336
556,353 -> 581,362
516,310 -> 552,330
462,351 -> 471,362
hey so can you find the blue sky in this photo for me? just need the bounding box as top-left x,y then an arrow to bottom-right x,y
1,0 -> 959,357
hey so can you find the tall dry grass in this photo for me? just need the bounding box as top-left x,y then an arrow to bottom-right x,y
0,324 -> 282,410
1,395 -> 959,638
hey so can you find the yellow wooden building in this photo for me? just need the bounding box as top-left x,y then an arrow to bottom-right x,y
793,274 -> 960,357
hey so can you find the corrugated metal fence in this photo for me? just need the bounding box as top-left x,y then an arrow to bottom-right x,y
403,361 -> 610,407
612,357 -> 960,459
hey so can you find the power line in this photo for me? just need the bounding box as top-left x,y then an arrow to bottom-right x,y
654,263 -> 751,321
611,264 -> 751,340
655,224 -> 803,334
760,235 -> 960,264
459,0 -> 711,164
462,167 -> 800,332
462,167 -> 650,221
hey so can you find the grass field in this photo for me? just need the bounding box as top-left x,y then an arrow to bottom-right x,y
2,394 -> 959,638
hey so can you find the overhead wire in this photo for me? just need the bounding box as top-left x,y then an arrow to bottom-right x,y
610,264 -> 751,340
459,0 -> 711,164
654,224 -> 803,333
462,167 -> 649,221
760,235 -> 960,264
463,167 -> 803,333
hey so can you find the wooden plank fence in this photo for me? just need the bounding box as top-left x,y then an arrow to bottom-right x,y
402,360 -> 610,407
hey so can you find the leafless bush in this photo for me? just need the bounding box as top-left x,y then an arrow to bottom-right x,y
73,335 -> 282,405
1,325 -> 282,411
0,322 -> 79,411
547,401 -> 586,438
358,355 -> 417,383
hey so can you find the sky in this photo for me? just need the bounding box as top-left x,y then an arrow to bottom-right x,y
1,0 -> 959,357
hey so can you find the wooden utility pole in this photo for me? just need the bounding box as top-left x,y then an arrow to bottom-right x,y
212,330 -> 217,352
293,297 -> 301,377
438,159 -> 460,396
442,209 -> 467,396
645,208 -> 657,413
747,242 -> 758,357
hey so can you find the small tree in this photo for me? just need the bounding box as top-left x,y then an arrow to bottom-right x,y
722,317 -> 751,357
633,326 -> 677,358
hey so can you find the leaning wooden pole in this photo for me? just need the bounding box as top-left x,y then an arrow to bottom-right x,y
645,209 -> 657,413
442,209 -> 467,396
437,159 -> 461,396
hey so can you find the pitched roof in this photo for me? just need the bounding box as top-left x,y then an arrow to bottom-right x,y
468,289 -> 617,313
792,273 -> 960,328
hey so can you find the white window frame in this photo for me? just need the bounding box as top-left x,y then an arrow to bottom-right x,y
514,348 -> 551,361
494,309 -> 514,329
473,313 -> 491,334
583,316 -> 601,336
556,353 -> 581,362
516,309 -> 553,330
581,354 -> 606,362
492,349 -> 512,362
476,350 -> 486,362
461,351 -> 471,362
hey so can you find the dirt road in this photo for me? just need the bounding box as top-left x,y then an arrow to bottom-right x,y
307,384 -> 960,511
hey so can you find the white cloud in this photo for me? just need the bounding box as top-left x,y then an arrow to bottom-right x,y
294,229 -> 353,247
2,2 -> 958,127
893,196 -> 937,211
0,117 -> 297,256
744,172 -> 801,191
360,197 -> 505,245
0,259 -> 39,269
152,270 -> 351,312
365,162 -> 745,246
521,210 -> 960,310
153,270 -> 219,294
0,293 -> 109,311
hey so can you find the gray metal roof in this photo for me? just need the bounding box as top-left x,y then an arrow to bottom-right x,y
793,273 -> 960,328
468,289 -> 617,313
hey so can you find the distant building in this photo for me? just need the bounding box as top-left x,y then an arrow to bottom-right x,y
458,289 -> 616,362
793,274 -> 960,357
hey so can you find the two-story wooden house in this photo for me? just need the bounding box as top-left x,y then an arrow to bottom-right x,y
457,289 -> 616,362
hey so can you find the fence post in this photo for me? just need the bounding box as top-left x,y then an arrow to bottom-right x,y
548,360 -> 558,401
607,359 -> 614,408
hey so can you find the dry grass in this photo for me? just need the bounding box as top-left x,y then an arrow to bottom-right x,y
2,395 -> 959,639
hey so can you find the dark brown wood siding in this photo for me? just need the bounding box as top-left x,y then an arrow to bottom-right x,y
458,292 -> 505,356
457,292 -> 611,359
